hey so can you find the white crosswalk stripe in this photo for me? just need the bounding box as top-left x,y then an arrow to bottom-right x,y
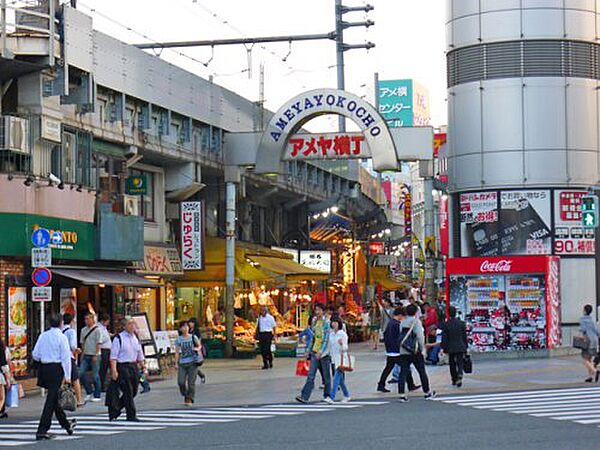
435,386 -> 600,428
0,400 -> 387,447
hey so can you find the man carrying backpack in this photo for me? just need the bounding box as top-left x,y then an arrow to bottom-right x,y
397,304 -> 436,402
441,306 -> 468,387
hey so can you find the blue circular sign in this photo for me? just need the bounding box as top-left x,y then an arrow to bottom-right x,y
32,267 -> 52,287
31,229 -> 51,248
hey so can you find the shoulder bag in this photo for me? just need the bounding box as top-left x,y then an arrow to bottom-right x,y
573,334 -> 591,350
337,351 -> 356,372
399,320 -> 419,355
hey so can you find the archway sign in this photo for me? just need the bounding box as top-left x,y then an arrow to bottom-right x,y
255,89 -> 399,174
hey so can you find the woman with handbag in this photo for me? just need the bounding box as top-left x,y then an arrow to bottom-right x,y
0,338 -> 11,418
326,316 -> 351,403
187,318 -> 206,383
579,304 -> 600,382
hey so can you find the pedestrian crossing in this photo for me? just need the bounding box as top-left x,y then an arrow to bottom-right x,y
434,386 -> 600,428
0,401 -> 388,447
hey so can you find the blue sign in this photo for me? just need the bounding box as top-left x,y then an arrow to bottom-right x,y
32,267 -> 52,287
31,228 -> 51,248
51,231 -> 63,245
378,79 -> 413,128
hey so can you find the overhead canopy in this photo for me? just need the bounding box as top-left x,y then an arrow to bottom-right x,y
370,267 -> 406,291
249,255 -> 329,280
52,268 -> 160,287
177,237 -> 329,287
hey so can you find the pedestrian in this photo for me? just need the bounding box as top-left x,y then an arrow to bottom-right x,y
256,305 -> 276,370
32,313 -> 76,440
187,318 -> 206,383
296,303 -> 332,403
62,314 -> 84,407
79,313 -> 103,402
377,306 -> 419,393
175,321 -> 202,405
368,302 -> 381,350
98,313 -> 112,392
328,316 -> 351,403
0,338 -> 11,418
398,304 -> 437,402
108,317 -> 145,421
423,302 -> 439,362
579,304 -> 600,383
441,306 -> 468,387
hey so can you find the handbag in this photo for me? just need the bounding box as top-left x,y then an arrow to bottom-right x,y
464,354 -> 473,374
6,384 -> 19,408
337,351 -> 355,372
573,334 -> 591,350
58,384 -> 77,412
295,359 -> 310,377
400,320 -> 419,355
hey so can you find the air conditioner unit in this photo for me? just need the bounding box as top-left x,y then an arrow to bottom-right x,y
0,116 -> 30,155
123,195 -> 139,216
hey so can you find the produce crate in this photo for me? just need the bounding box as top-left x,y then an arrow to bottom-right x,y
205,339 -> 225,350
233,350 -> 256,359
206,349 -> 224,359
274,349 -> 296,358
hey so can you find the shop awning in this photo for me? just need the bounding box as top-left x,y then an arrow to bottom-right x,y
52,269 -> 160,287
248,256 -> 330,280
370,267 -> 406,291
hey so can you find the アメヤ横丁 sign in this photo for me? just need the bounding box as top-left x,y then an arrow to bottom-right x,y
284,132 -> 369,161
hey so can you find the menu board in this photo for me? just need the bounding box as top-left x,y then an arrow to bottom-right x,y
460,192 -> 499,256
554,190 -> 595,255
500,191 -> 552,255
7,287 -> 28,377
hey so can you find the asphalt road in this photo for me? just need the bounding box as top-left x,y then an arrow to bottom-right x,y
5,388 -> 600,450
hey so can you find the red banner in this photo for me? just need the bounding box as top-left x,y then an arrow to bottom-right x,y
439,194 -> 449,257
446,255 -> 550,275
369,242 -> 385,255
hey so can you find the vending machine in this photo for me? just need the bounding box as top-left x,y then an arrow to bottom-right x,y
446,256 -> 561,352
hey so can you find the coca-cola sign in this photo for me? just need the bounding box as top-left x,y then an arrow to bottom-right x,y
480,259 -> 513,273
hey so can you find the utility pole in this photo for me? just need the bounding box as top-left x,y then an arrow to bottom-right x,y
334,1 -> 375,132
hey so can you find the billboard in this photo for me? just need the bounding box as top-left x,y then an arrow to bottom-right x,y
460,191 -> 499,257
554,190 -> 595,255
378,79 -> 430,128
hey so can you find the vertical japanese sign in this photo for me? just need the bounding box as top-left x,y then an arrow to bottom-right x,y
499,190 -> 552,255
378,79 -> 414,128
180,201 -> 205,270
460,191 -> 499,257
8,287 -> 27,377
439,194 -> 449,257
545,256 -> 561,349
403,189 -> 412,236
554,190 -> 596,255
412,80 -> 431,126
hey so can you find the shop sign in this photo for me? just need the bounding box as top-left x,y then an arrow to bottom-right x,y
439,194 -> 449,257
126,175 -> 148,195
31,247 -> 52,268
500,190 -> 551,256
41,117 -> 61,143
299,250 -> 331,273
32,286 -> 52,302
433,133 -> 446,158
403,189 -> 412,235
446,255 -> 550,275
283,132 -> 369,161
180,201 -> 204,270
33,225 -> 78,251
135,245 -> 183,275
7,287 -> 27,377
369,242 -> 385,255
554,190 -> 595,255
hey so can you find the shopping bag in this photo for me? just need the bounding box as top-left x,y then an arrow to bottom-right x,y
58,384 -> 77,412
270,343 -> 276,353
6,384 -> 19,408
573,335 -> 591,350
338,351 -> 355,372
295,359 -> 310,376
17,383 -> 24,399
464,354 -> 473,374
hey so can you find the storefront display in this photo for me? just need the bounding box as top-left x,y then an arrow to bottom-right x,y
446,256 -> 561,352
7,287 -> 28,377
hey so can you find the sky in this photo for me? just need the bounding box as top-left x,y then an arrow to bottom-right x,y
76,0 -> 447,131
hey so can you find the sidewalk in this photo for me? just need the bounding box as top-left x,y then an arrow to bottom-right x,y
5,343 -> 592,420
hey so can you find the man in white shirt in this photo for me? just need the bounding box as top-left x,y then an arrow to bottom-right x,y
256,306 -> 276,369
32,313 -> 76,440
98,313 -> 112,392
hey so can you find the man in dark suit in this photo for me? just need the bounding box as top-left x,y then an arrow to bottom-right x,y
441,306 -> 468,388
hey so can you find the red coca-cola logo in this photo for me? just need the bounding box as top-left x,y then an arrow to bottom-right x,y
480,260 -> 512,273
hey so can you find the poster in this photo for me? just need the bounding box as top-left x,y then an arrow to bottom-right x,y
460,191 -> 499,257
7,287 -> 28,377
554,190 -> 596,255
60,288 -> 77,328
499,191 -> 552,255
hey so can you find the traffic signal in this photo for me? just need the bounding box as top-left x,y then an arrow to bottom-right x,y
581,194 -> 599,228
